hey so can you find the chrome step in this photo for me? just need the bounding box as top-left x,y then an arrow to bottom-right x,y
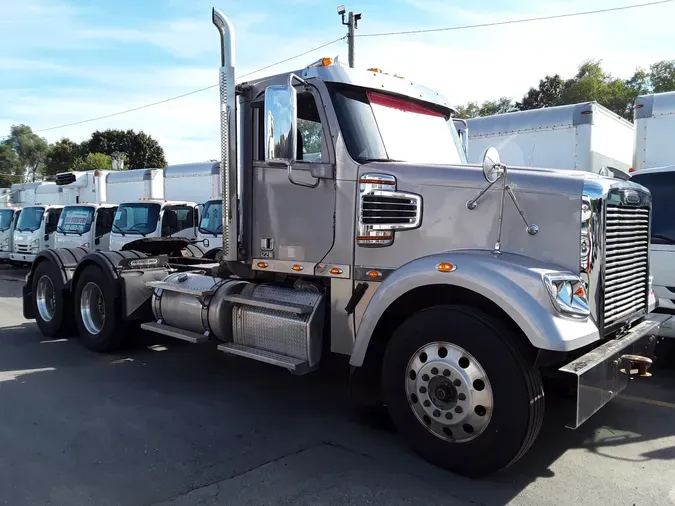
221,294 -> 313,314
140,322 -> 209,343
217,342 -> 309,372
145,280 -> 214,297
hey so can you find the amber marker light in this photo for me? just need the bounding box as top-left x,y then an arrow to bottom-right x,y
330,267 -> 343,275
292,264 -> 303,272
256,262 -> 268,269
436,262 -> 456,273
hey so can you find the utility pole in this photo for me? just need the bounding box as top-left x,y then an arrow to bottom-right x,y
338,5 -> 361,68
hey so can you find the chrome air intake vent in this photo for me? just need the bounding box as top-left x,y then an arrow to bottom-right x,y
357,173 -> 422,247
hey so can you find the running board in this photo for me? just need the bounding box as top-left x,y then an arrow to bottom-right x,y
221,294 -> 313,314
217,343 -> 309,373
140,322 -> 209,343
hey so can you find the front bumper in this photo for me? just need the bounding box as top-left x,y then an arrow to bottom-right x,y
9,252 -> 36,263
559,313 -> 670,429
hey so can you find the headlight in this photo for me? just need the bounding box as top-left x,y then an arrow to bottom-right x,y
580,196 -> 592,272
82,242 -> 90,248
544,273 -> 590,318
30,239 -> 40,253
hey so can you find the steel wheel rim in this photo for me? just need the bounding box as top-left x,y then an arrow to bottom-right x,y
36,275 -> 56,323
81,282 -> 105,335
405,342 -> 493,443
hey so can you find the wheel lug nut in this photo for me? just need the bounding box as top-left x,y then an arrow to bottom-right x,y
423,400 -> 431,407
431,367 -> 438,375
445,412 -> 453,420
455,406 -> 463,414
419,386 -> 427,394
433,410 -> 441,417
443,369 -> 450,377
422,374 -> 430,382
458,393 -> 466,401
453,379 -> 461,387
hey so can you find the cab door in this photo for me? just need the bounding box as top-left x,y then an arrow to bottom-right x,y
249,85 -> 335,268
43,209 -> 62,249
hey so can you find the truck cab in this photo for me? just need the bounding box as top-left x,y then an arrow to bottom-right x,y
196,197 -> 222,257
10,204 -> 63,263
55,203 -> 117,252
0,207 -> 21,261
109,199 -> 198,251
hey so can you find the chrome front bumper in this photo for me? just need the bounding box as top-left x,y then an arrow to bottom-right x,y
559,313 -> 670,429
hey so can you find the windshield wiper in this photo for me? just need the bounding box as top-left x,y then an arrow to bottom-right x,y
651,233 -> 675,245
112,224 -> 125,236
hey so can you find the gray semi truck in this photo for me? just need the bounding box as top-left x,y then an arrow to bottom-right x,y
21,6 -> 667,477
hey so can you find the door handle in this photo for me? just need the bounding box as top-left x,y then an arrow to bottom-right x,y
287,164 -> 320,188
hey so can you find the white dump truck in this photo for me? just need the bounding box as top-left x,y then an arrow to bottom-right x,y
10,182 -> 65,264
108,167 -> 201,252
466,102 -> 634,178
21,6 -> 668,478
53,171 -> 118,252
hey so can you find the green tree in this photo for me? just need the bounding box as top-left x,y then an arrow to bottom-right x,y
650,60 -> 675,93
43,138 -> 81,176
0,144 -> 21,187
82,129 -> 167,169
516,75 -> 565,111
456,98 -> 515,119
2,124 -> 49,181
72,152 -> 113,172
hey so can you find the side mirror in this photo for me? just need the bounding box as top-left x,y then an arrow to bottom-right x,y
482,147 -> 505,183
95,237 -> 101,246
44,234 -> 49,241
264,83 -> 298,165
453,118 -> 468,157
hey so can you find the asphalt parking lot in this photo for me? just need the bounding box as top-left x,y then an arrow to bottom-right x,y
1,263 -> 675,506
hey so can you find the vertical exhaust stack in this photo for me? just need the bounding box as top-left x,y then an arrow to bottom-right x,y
212,7 -> 238,262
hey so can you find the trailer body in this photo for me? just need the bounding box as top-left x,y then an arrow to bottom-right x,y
20,6 -> 667,479
633,91 -> 675,172
466,102 -> 634,176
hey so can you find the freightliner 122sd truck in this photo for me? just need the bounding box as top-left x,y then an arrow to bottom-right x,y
22,7 -> 668,477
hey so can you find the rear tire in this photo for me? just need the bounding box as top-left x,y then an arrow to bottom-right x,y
382,305 -> 544,477
31,260 -> 70,337
73,265 -> 130,352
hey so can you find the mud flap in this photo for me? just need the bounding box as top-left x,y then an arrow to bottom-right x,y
559,313 -> 670,429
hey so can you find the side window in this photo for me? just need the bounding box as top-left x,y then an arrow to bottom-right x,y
296,92 -> 325,163
95,208 -> 115,237
46,210 -> 61,234
162,207 -> 194,234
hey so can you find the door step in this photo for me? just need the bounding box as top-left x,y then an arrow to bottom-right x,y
221,294 -> 313,314
217,342 -> 309,373
145,280 -> 214,297
140,322 -> 209,343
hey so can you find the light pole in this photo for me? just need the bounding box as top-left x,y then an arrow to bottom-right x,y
338,5 -> 361,68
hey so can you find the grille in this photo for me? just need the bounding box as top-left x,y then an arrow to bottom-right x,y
361,194 -> 420,226
603,204 -> 650,326
15,244 -> 30,253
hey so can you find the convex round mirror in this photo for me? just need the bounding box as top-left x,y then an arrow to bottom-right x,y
482,147 -> 504,183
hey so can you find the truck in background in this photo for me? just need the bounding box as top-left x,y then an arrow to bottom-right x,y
10,183 -> 65,264
631,91 -> 675,338
466,102 -> 634,177
20,6 -> 667,478
0,207 -> 21,263
54,171 -> 118,252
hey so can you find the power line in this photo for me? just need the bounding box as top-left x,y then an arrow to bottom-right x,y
356,0 -> 673,37
13,36 -> 345,137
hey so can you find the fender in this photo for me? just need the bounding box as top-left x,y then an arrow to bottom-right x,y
349,250 -> 601,367
71,250 -> 146,299
22,247 -> 92,319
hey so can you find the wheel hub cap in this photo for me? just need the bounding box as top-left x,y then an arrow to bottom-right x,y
36,275 -> 56,323
81,282 -> 105,335
405,342 -> 494,443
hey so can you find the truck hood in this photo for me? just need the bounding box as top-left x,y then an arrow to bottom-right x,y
357,161 -> 601,274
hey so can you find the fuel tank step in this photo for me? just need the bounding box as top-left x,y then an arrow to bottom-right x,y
217,343 -> 309,373
140,322 -> 209,343
146,279 -> 215,297
221,294 -> 313,314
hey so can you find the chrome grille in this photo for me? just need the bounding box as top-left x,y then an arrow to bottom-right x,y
603,205 -> 650,326
361,193 -> 420,226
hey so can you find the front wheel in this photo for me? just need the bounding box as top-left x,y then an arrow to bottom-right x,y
382,305 -> 544,477
73,265 -> 130,352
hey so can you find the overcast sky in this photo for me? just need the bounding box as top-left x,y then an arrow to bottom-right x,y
1,0 -> 674,164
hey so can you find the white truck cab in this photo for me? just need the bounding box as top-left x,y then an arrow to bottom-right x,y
0,207 -> 21,261
110,199 -> 198,251
55,203 -> 118,251
196,197 -> 223,256
10,204 -> 63,263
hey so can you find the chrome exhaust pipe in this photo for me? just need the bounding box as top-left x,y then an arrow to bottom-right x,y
212,7 -> 237,262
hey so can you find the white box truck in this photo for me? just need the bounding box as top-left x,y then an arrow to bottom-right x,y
10,182 -> 65,264
53,171 -> 118,252
466,102 -> 634,177
631,92 -> 675,338
0,207 -> 21,263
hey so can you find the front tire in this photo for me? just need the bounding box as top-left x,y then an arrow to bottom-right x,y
73,265 -> 130,352
382,305 -> 544,477
31,260 -> 69,337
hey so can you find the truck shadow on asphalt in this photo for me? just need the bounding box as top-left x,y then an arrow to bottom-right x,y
0,322 -> 674,505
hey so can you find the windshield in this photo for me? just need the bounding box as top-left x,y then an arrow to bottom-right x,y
113,203 -> 160,236
199,200 -> 223,236
58,206 -> 94,235
0,209 -> 13,232
631,171 -> 675,245
328,85 -> 467,165
16,206 -> 44,232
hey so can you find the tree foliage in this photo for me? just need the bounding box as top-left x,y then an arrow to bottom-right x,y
43,138 -> 81,176
72,152 -> 114,172
0,144 -> 20,187
1,124 -> 49,181
457,58 -> 675,121
83,129 -> 167,169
